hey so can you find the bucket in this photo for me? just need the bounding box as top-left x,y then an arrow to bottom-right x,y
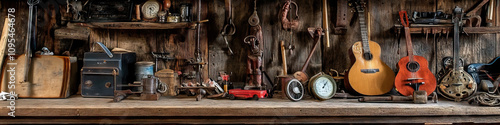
135,61 -> 155,81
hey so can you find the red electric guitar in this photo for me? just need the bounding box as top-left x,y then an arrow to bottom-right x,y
394,11 -> 436,96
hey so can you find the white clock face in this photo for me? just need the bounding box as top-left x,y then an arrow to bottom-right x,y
314,77 -> 334,97
142,1 -> 160,19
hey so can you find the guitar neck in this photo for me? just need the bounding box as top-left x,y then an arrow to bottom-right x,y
453,7 -> 463,71
404,27 -> 414,58
357,8 -> 370,53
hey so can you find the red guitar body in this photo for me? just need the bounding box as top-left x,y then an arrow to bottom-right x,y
395,10 -> 436,96
395,55 -> 436,96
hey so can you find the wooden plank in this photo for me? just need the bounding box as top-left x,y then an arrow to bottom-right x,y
1,116 -> 500,124
496,0 -> 500,55
0,95 -> 500,117
54,28 -> 89,40
71,22 -> 197,30
463,27 -> 500,33
0,19 -> 9,70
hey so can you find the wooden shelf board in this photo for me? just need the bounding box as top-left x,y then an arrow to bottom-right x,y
0,94 -> 499,123
394,24 -> 500,34
0,95 -> 499,117
70,22 -> 197,30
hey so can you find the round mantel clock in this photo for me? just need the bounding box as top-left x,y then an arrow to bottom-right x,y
141,0 -> 160,21
308,72 -> 337,100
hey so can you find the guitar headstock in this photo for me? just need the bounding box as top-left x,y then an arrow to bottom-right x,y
348,0 -> 366,13
452,6 -> 463,24
27,0 -> 40,6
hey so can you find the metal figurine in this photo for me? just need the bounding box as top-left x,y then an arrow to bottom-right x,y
244,0 -> 264,90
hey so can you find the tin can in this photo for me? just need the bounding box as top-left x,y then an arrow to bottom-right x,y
180,3 -> 191,22
135,61 -> 155,81
167,13 -> 180,23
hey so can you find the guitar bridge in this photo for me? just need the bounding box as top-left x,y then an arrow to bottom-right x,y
405,78 -> 423,81
360,69 -> 379,73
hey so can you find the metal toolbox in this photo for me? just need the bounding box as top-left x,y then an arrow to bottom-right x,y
81,43 -> 136,97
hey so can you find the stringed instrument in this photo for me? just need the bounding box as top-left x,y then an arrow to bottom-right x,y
466,56 -> 500,93
438,7 -> 476,101
346,1 -> 395,95
394,11 -> 436,96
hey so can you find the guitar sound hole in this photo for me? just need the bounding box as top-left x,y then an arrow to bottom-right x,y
406,62 -> 420,72
363,52 -> 373,60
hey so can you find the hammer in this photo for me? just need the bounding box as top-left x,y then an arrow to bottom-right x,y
358,91 -> 438,104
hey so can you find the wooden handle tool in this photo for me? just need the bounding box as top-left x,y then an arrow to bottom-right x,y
281,41 -> 287,75
322,0 -> 330,47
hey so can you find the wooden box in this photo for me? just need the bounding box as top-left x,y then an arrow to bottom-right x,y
0,55 -> 78,98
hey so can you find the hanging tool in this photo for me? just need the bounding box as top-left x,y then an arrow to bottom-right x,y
279,0 -> 297,54
280,41 -> 287,75
220,0 -> 235,55
322,0 -> 330,47
334,0 -> 347,34
280,0 -> 299,30
248,0 -> 260,27
192,0 -> 205,85
293,27 -> 323,83
486,0 -> 495,26
23,0 -> 40,83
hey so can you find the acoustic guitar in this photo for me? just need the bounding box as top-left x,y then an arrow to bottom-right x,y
346,1 -> 395,95
394,11 -> 436,96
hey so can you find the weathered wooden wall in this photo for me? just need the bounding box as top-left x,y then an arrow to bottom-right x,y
0,0 -> 498,86
0,0 -> 210,79
208,0 -> 499,84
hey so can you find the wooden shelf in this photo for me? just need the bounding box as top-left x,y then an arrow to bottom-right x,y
1,95 -> 499,124
70,22 -> 198,30
394,24 -> 500,34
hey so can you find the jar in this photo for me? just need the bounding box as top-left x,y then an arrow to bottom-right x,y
180,3 -> 192,22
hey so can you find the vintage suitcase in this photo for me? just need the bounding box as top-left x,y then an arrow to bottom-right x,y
81,51 -> 136,97
0,55 -> 78,98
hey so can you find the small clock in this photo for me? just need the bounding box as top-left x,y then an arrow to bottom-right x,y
308,72 -> 337,100
142,0 -> 160,20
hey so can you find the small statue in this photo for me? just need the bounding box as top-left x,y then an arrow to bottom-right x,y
244,25 -> 264,90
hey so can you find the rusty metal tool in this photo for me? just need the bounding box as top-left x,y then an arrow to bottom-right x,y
23,0 -> 40,83
293,27 -> 323,83
221,0 -> 235,55
281,0 -> 299,30
358,91 -> 438,104
466,0 -> 490,17
334,0 -> 347,34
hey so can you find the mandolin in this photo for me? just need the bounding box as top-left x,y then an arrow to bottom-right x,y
437,7 -> 476,101
346,1 -> 395,96
394,11 -> 436,96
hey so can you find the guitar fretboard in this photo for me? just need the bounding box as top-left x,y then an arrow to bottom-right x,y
357,6 -> 370,53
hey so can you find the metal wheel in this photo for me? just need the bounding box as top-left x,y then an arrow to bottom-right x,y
253,95 -> 259,100
285,79 -> 304,101
228,94 -> 235,100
